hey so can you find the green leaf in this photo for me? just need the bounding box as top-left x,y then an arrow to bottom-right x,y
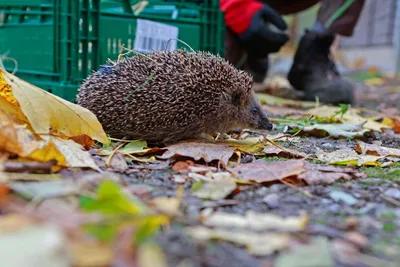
79,180 -> 146,216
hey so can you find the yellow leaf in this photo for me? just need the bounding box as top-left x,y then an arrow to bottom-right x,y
0,95 -> 30,127
40,136 -> 101,171
0,73 -> 20,108
28,138 -> 67,167
307,105 -> 389,132
316,149 -> 383,166
0,69 -> 109,144
364,77 -> 384,86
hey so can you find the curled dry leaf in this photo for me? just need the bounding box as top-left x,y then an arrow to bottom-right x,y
356,141 -> 400,158
158,140 -> 235,165
263,145 -> 308,158
0,69 -> 109,144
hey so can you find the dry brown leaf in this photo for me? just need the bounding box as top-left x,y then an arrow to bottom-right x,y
356,141 -> 400,158
158,140 -> 235,165
228,159 -> 306,183
299,163 -> 366,185
263,145 -> 308,158
1,69 -> 109,144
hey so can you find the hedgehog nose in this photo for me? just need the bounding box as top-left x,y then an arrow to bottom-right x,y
259,119 -> 274,130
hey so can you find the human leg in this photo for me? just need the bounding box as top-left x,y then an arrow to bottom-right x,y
288,0 -> 365,104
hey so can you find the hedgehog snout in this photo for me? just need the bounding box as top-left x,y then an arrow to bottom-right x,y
255,108 -> 273,130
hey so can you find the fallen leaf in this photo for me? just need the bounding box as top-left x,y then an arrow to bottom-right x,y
306,105 -> 389,132
263,145 -> 308,158
364,77 -> 385,86
299,123 -> 371,139
0,224 -> 71,267
40,136 -> 101,171
68,239 -> 113,267
0,95 -> 30,126
150,197 -> 181,216
192,173 -> 237,200
99,139 -> 161,156
9,180 -> 79,200
356,141 -> 400,158
1,69 -> 109,144
275,236 -> 335,267
0,213 -> 39,232
158,140 -> 235,165
299,162 -> 366,185
201,210 -> 309,232
186,226 -> 290,256
137,242 -> 168,267
316,149 -> 383,166
229,159 -> 306,183
0,172 -> 62,182
79,180 -> 170,244
172,161 -> 193,173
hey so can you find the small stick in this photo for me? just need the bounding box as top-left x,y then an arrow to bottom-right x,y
281,179 -> 316,199
105,142 -> 125,167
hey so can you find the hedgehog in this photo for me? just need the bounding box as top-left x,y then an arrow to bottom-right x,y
76,49 -> 273,145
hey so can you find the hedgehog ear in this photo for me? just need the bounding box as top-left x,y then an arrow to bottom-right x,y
231,92 -> 242,107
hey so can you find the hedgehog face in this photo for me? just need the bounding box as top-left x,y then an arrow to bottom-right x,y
230,90 -> 273,131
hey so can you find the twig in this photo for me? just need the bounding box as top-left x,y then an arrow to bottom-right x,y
281,179 -> 316,199
379,193 -> 400,207
106,142 -> 125,167
291,115 -> 314,137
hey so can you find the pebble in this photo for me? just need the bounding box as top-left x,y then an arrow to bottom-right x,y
384,188 -> 400,200
321,143 -> 333,149
255,187 -> 268,196
329,191 -> 358,206
263,193 -> 280,209
359,203 -> 380,215
269,184 -> 285,193
328,203 -> 342,214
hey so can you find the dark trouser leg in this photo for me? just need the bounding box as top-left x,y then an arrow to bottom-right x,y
287,0 -> 366,104
224,0 -> 365,85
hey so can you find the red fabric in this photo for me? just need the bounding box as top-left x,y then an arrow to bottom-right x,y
220,0 -> 263,34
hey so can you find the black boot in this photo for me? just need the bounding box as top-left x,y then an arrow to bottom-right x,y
288,30 -> 355,105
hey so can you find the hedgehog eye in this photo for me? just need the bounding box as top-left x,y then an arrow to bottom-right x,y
251,107 -> 258,114
232,92 -> 241,106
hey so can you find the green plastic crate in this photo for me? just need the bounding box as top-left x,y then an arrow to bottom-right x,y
0,0 -> 225,102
